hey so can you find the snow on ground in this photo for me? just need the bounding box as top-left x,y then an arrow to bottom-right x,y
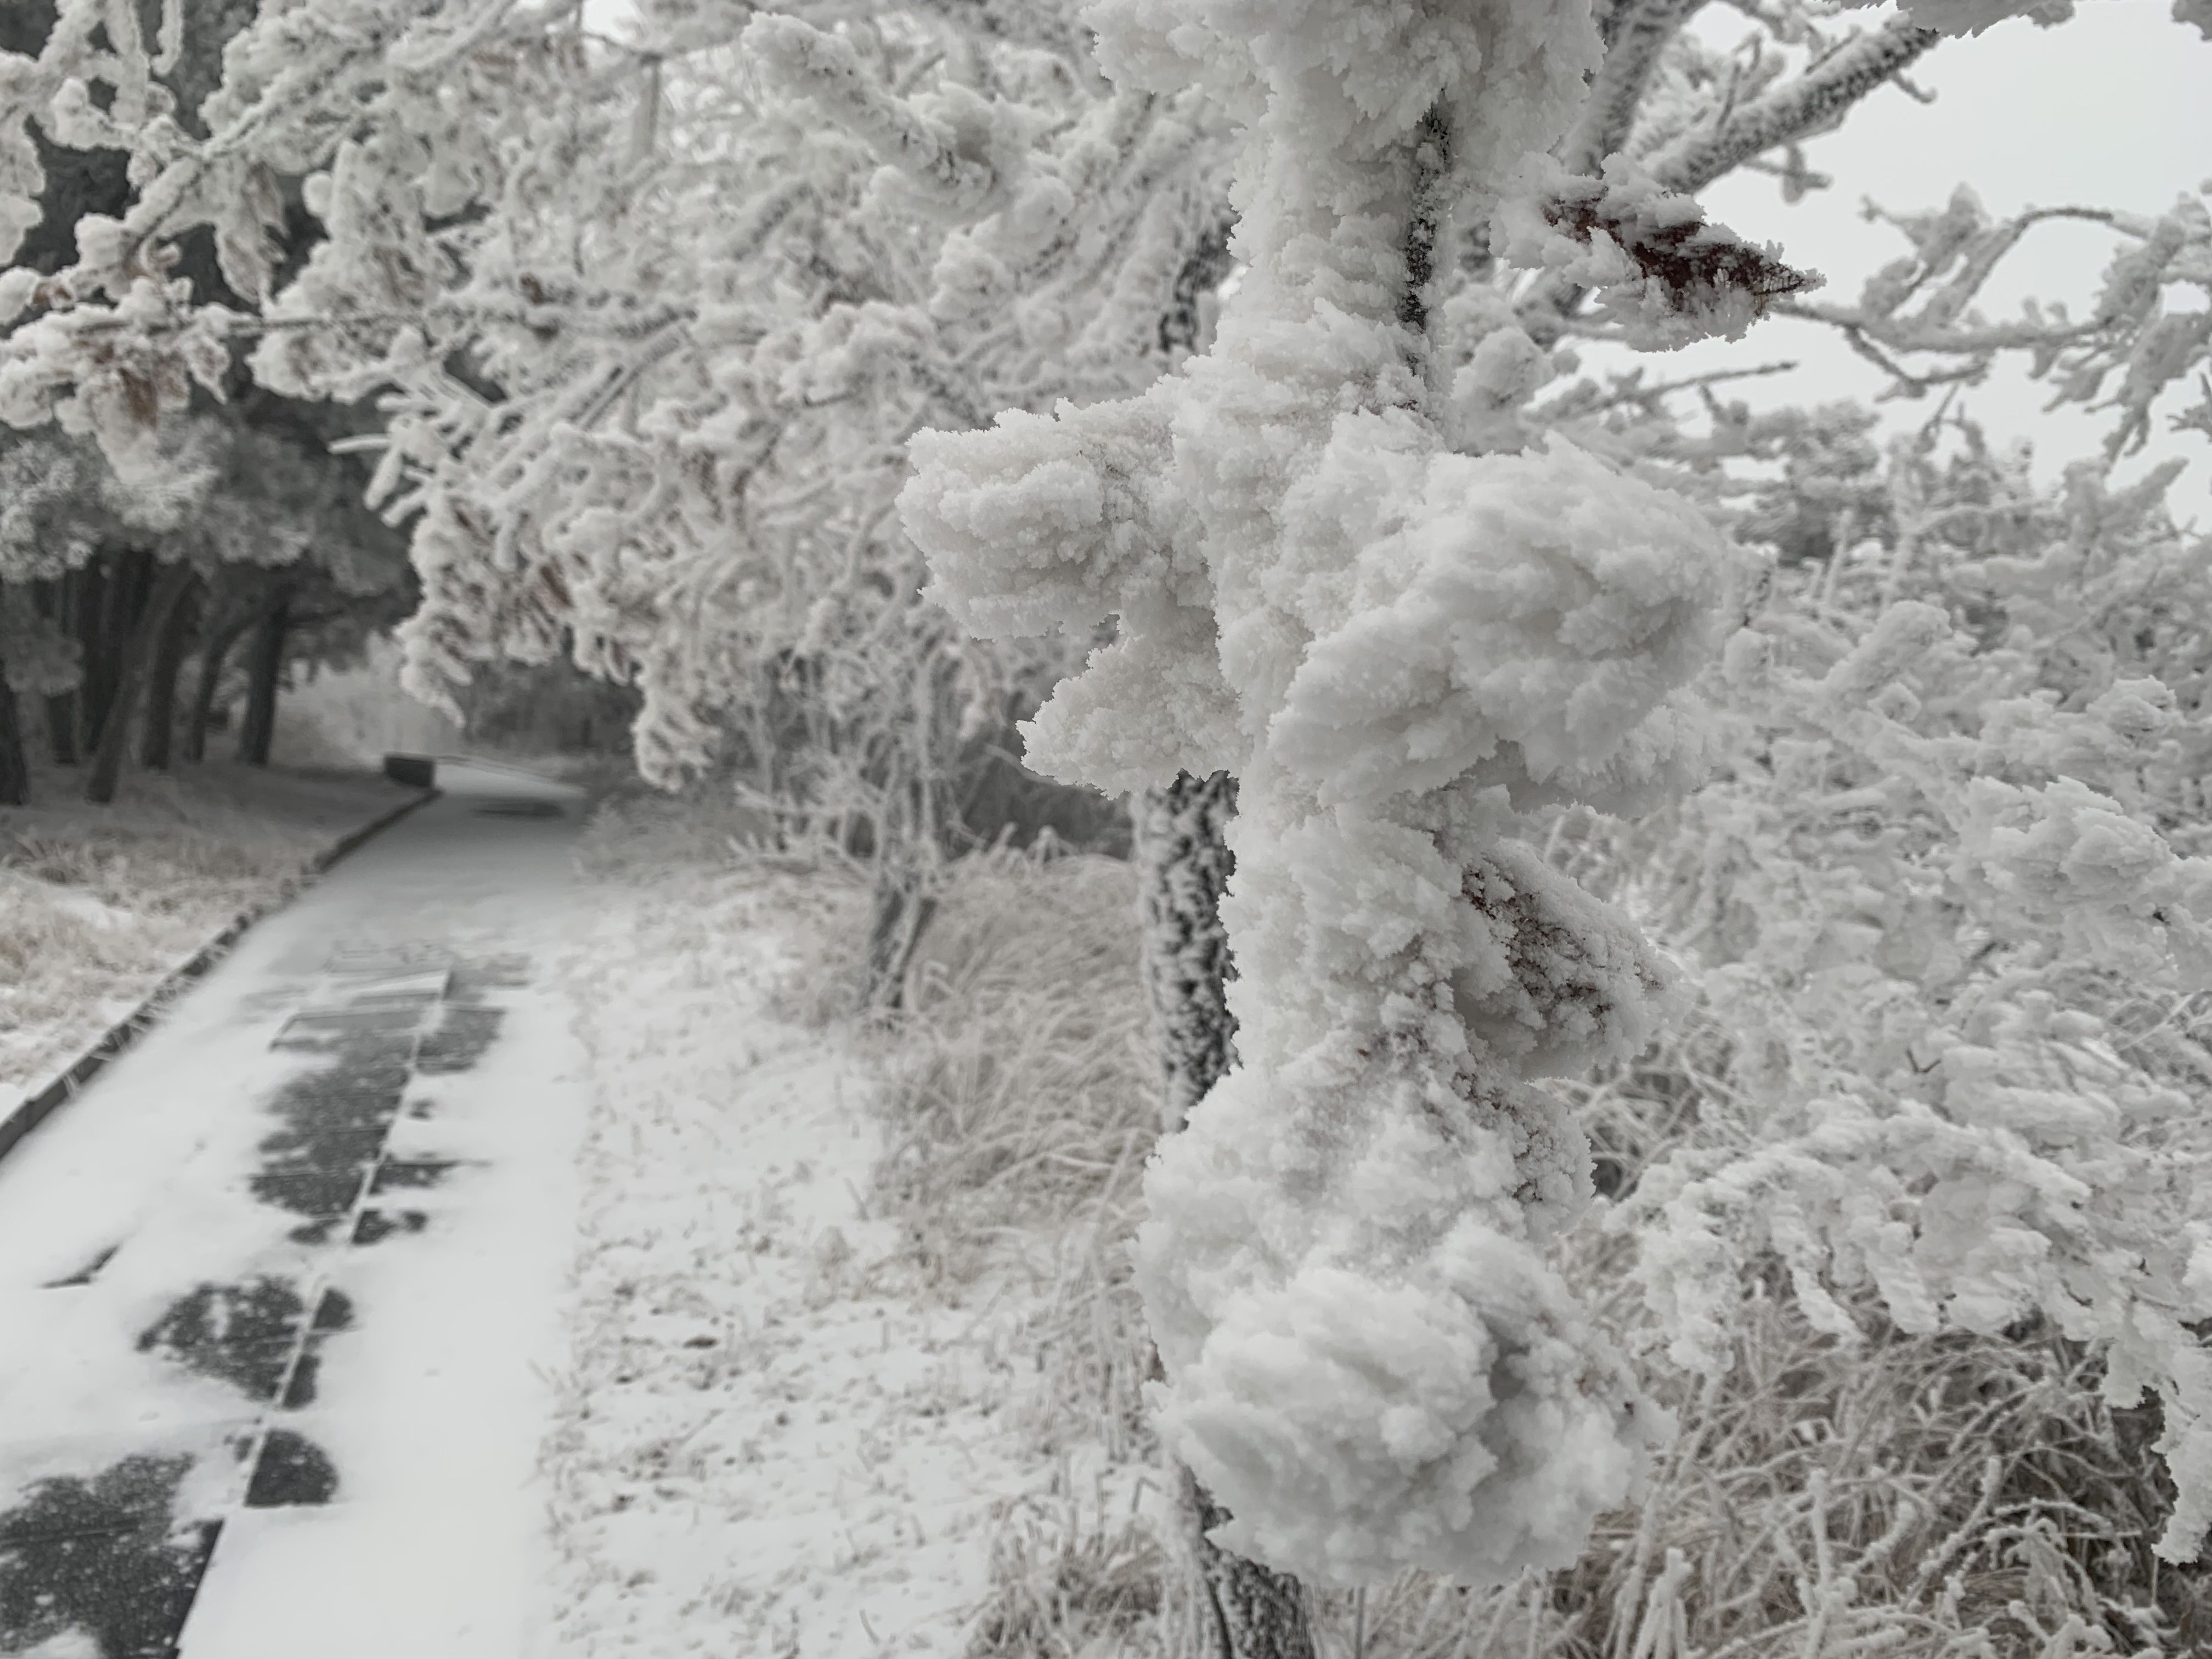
1,760 -> 422,1094
538,855 -> 1051,1657
4,772 -> 1167,1657
0,763 -> 592,1659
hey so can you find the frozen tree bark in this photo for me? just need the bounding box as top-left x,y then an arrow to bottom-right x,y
1175,1463 -> 1316,1659
1136,771 -> 1242,1137
1139,219 -> 1317,1655
1136,770 -> 1316,1659
907,0 -> 1741,1587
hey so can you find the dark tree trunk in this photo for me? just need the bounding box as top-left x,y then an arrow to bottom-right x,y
77,549 -> 156,754
1133,770 -> 1316,1659
139,577 -> 198,770
74,555 -> 115,754
44,690 -> 78,764
183,615 -> 249,764
235,594 -> 289,766
0,679 -> 27,806
84,563 -> 195,805
37,577 -> 78,765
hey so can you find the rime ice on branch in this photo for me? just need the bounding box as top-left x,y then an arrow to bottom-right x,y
904,0 -> 1757,1588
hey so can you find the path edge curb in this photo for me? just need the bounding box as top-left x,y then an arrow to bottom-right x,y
0,785 -> 442,1167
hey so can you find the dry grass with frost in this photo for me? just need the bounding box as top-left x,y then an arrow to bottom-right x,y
877,843 -> 1159,1464
834,840 -> 2211,1659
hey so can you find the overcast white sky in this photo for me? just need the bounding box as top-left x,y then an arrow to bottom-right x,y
1640,0 -> 2212,525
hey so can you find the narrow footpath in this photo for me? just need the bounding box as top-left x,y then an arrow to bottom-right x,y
0,763 -> 594,1659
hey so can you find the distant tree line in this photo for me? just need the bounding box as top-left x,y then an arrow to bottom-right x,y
0,0 -> 410,807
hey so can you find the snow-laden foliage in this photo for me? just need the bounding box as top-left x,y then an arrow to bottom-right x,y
1876,0 -> 2212,43
1781,180 -> 2212,445
0,417 -> 407,680
7,0 -> 1235,826
904,0 -> 1787,1589
7,0 -> 2207,792
1494,154 -> 1817,350
0,428 -> 213,583
0,427 -> 212,702
1540,421 -> 2212,1566
0,436 -> 109,589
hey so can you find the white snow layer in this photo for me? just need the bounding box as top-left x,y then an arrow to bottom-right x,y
905,0 -> 1737,1590
537,866 -> 1040,1656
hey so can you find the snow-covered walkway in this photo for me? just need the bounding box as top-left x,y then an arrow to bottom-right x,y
0,763 -> 594,1659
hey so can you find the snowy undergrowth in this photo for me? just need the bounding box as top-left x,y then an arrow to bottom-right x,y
0,760 -> 416,1093
861,843 -> 2212,1657
546,795 -> 2209,1655
886,844 -> 1172,1657
890,847 -> 1156,1446
539,804 -> 1097,1658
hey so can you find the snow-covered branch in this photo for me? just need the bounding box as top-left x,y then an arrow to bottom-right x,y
1646,15 -> 1943,196
1564,0 -> 1703,175
1774,187 -> 2212,453
744,15 -> 1003,218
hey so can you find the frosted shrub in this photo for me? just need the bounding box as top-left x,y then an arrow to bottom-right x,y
1599,431 -> 2212,1567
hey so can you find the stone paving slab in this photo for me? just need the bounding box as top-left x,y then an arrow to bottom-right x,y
0,765 -> 591,1659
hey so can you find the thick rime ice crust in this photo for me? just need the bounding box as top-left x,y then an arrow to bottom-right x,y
1268,435 -> 1727,809
905,0 -> 1733,1587
1128,782 -> 1682,1586
1131,969 -> 1667,1584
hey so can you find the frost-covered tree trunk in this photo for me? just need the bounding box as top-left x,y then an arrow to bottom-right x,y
1136,769 -> 1317,1659
1136,771 -> 1241,1134
236,594 -> 288,768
